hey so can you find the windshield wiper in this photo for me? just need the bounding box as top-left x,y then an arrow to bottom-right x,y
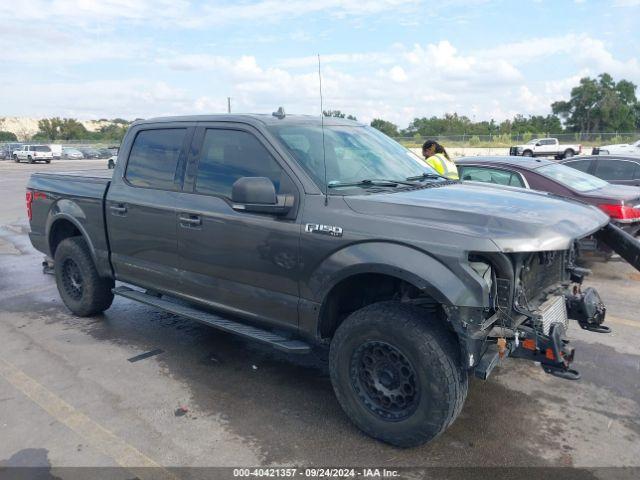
328,179 -> 416,189
405,172 -> 447,181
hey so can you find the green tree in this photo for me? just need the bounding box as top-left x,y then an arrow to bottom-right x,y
37,117 -> 63,140
552,73 -> 639,132
370,118 -> 399,137
0,131 -> 17,141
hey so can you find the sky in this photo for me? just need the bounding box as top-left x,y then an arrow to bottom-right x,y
1,0 -> 639,127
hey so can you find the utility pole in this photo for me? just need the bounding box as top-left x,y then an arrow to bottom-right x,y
227,97 -> 231,113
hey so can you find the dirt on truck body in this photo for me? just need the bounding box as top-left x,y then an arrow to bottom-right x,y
25,113 -> 640,447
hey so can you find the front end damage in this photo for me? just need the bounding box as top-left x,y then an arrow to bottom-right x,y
449,244 -> 612,382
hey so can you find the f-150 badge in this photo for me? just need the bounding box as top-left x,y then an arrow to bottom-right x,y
305,223 -> 343,237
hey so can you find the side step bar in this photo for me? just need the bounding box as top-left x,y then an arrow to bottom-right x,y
112,286 -> 311,354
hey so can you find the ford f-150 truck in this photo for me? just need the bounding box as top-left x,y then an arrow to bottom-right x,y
509,137 -> 582,159
26,113 -> 635,447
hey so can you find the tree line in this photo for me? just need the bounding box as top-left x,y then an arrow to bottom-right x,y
30,117 -> 130,143
367,73 -> 640,138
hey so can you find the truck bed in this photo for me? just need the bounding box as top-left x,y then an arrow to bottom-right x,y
27,169 -> 113,278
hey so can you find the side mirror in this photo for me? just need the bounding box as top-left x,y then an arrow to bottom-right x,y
535,142 -> 541,146
231,177 -> 293,215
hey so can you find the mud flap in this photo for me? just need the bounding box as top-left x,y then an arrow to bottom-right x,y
595,222 -> 640,272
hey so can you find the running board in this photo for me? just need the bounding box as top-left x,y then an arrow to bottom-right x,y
112,286 -> 311,354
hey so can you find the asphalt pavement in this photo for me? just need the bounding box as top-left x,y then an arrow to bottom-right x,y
0,159 -> 638,477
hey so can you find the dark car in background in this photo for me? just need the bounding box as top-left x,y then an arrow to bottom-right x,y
77,147 -> 102,159
457,156 -> 640,241
97,148 -> 113,159
1,143 -> 23,159
560,155 -> 640,187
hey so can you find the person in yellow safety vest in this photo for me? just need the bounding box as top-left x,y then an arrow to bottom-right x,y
422,140 -> 458,180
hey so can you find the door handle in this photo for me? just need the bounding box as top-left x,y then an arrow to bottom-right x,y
179,214 -> 202,227
110,203 -> 127,215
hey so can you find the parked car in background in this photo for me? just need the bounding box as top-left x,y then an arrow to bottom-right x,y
1,143 -> 23,159
509,138 -> 582,159
1,145 -> 13,159
77,147 -> 102,159
13,145 -> 53,163
592,139 -> 640,156
49,144 -> 62,160
62,147 -> 85,160
561,155 -> 640,187
97,148 -> 113,159
457,156 -> 640,242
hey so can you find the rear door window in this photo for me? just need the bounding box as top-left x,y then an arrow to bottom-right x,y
125,129 -> 187,190
594,160 -> 638,181
459,165 -> 526,188
195,129 -> 284,198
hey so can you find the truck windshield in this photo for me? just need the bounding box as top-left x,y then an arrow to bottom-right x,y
537,163 -> 609,192
268,124 -> 437,191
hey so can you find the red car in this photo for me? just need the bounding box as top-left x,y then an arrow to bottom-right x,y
457,156 -> 640,241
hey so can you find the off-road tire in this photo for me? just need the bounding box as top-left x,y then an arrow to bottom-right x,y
522,150 -> 533,157
54,237 -> 114,316
563,149 -> 575,159
329,301 -> 468,447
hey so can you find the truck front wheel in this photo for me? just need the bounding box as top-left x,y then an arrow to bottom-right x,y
13,155 -> 19,162
54,237 -> 114,316
329,301 -> 468,447
522,150 -> 533,157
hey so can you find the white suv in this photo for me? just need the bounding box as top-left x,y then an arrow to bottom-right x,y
13,145 -> 54,164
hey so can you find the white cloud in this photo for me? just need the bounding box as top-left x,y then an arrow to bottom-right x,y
0,0 -> 421,29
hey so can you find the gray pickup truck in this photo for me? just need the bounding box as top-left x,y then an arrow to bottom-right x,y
27,113 -> 632,447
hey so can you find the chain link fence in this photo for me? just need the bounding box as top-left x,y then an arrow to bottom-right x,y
394,132 -> 640,148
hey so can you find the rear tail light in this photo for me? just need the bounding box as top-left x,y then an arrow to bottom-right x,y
598,203 -> 640,221
26,191 -> 33,221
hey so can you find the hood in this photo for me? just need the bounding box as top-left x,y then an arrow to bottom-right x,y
344,182 -> 609,253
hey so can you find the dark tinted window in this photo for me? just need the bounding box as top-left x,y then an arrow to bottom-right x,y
34,146 -> 51,152
594,160 -> 638,180
564,159 -> 592,173
460,165 -> 526,188
126,129 -> 186,190
195,129 -> 283,197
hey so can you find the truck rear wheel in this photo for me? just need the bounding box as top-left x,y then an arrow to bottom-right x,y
563,149 -> 575,159
28,156 -> 34,164
329,301 -> 468,447
54,237 -> 114,317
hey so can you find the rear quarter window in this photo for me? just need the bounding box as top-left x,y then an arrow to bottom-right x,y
125,129 -> 187,190
564,159 -> 592,173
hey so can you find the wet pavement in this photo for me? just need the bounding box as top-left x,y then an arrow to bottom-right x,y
0,160 -> 639,475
